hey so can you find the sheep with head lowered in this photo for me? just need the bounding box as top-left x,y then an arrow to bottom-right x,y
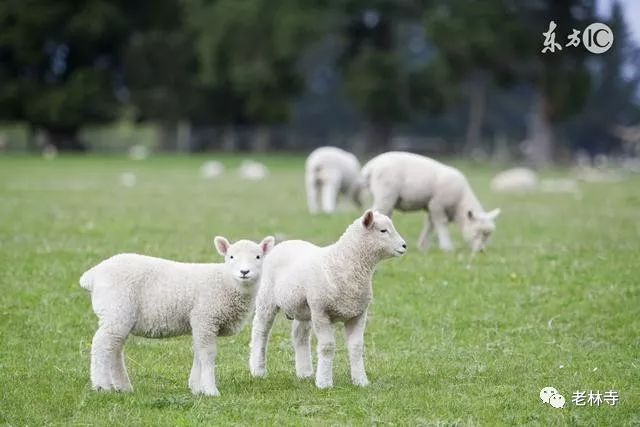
80,235 -> 275,396
305,146 -> 363,214
249,210 -> 406,389
361,151 -> 500,252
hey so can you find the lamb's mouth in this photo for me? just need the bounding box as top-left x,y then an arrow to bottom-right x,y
394,249 -> 406,255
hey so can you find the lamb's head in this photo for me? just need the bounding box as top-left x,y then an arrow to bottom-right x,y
358,209 -> 407,259
462,208 -> 501,252
214,236 -> 275,286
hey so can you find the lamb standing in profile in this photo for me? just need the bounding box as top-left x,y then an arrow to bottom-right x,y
249,210 -> 406,389
361,151 -> 500,252
305,146 -> 362,214
80,235 -> 275,396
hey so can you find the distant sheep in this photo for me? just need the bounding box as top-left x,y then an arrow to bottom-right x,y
540,178 -> 580,194
128,145 -> 150,161
250,210 -> 406,389
305,147 -> 362,214
200,161 -> 225,179
491,167 -> 538,193
42,144 -> 58,160
238,160 -> 269,181
361,152 -> 500,252
119,172 -> 137,187
80,236 -> 275,396
573,167 -> 624,183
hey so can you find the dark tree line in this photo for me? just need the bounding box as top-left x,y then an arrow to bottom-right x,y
0,0 -> 638,163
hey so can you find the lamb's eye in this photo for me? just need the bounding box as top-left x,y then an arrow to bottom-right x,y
380,229 -> 388,233
256,255 -> 261,259
229,255 -> 234,259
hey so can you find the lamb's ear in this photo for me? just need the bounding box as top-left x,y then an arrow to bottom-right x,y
362,209 -> 374,229
214,236 -> 230,256
486,208 -> 501,221
260,236 -> 275,255
467,210 -> 475,221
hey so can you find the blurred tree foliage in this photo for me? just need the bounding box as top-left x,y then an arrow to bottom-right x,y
0,0 -> 638,158
425,0 -> 597,165
0,0 -> 131,149
573,1 -> 640,156
424,1 -> 528,153
188,0 -> 324,123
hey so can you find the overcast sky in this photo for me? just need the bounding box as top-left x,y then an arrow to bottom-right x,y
597,0 -> 640,43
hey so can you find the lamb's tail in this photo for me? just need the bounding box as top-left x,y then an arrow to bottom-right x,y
79,268 -> 96,292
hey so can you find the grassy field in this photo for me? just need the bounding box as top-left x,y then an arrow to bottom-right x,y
0,155 -> 638,426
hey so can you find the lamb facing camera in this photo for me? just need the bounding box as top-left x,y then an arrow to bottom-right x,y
80,235 -> 275,396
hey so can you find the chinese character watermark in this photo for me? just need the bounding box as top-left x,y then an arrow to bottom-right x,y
572,390 -> 620,406
542,387 -> 619,409
542,21 -> 613,54
542,21 -> 562,53
566,29 -> 581,47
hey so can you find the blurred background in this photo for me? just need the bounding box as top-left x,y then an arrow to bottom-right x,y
1,0 -> 639,166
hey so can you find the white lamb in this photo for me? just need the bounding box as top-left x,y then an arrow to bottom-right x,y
305,146 -> 362,214
361,151 -> 500,252
491,167 -> 538,193
249,210 -> 406,389
80,235 -> 275,396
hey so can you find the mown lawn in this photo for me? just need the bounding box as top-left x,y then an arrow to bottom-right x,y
0,154 -> 638,426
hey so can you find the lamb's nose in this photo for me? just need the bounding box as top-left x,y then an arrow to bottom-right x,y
402,243 -> 407,249
240,269 -> 250,276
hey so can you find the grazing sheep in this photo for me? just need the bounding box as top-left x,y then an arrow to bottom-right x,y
540,178 -> 580,194
119,172 -> 137,187
80,235 -> 275,396
42,144 -> 58,160
305,146 -> 362,214
238,160 -> 269,181
361,151 -> 500,252
491,167 -> 538,193
249,210 -> 406,389
128,145 -> 150,161
200,160 -> 225,179
573,167 -> 624,183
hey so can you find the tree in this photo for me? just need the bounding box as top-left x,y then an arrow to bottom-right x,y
0,0 -> 132,150
337,1 -> 426,151
424,0 -> 527,153
575,1 -> 640,157
122,0 -> 205,152
515,1 -> 595,166
187,0 -> 323,150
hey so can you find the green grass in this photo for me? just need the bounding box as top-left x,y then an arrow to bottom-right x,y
0,154 -> 638,426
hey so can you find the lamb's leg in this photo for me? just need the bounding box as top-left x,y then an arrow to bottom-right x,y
249,303 -> 278,378
344,312 -> 369,387
429,202 -> 454,251
110,335 -> 133,392
312,314 -> 336,389
192,330 -> 219,396
188,346 -> 202,394
321,180 -> 339,214
349,184 -> 364,210
369,178 -> 396,217
292,320 -> 313,379
306,173 -> 320,215
90,325 -> 119,391
417,212 -> 434,251
370,192 -> 396,217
